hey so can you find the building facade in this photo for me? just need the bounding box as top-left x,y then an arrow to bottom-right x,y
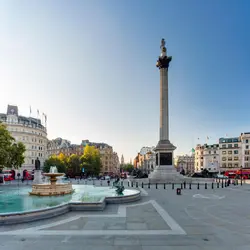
175,154 -> 195,175
195,144 -> 220,173
0,105 -> 48,171
241,133 -> 250,168
219,137 -> 241,171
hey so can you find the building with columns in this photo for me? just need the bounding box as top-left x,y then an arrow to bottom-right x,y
0,105 -> 48,171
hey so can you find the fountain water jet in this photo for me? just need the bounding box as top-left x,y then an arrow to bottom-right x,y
30,166 -> 73,196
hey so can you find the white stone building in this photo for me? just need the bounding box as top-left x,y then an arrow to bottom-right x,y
175,154 -> 195,174
240,132 -> 250,168
0,105 -> 48,171
195,144 -> 220,173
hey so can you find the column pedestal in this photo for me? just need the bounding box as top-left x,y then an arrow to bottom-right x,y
149,140 -> 190,183
33,170 -> 43,184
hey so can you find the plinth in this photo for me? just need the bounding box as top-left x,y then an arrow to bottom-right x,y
33,170 -> 43,184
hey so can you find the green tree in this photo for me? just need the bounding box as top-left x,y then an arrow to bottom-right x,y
121,163 -> 134,173
80,145 -> 102,176
43,155 -> 66,173
0,123 -> 15,171
6,142 -> 26,169
68,154 -> 81,174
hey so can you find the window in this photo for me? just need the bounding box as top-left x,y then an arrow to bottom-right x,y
228,157 -> 232,161
228,151 -> 232,154
222,163 -> 226,168
222,157 -> 226,161
245,157 -> 249,161
213,156 -> 216,159
228,163 -> 232,167
209,151 -> 211,154
228,144 -> 232,148
246,145 -> 249,149
234,157 -> 239,161
214,151 -> 216,154
222,145 -> 226,148
222,151 -> 226,155
234,150 -> 238,154
234,164 -> 238,168
234,144 -> 238,147
246,139 -> 249,143
32,159 -> 34,164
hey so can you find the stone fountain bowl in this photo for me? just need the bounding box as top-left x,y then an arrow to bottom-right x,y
44,173 -> 64,177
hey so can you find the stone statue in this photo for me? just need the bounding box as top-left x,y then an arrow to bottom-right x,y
160,38 -> 167,57
161,38 -> 165,48
35,157 -> 41,170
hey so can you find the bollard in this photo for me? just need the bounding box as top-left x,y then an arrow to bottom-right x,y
121,181 -> 123,186
164,183 -> 166,189
156,183 -> 158,189
176,188 -> 181,195
128,181 -> 130,187
148,183 -> 150,189
142,182 -> 144,188
222,182 -> 224,188
205,183 -> 207,189
181,183 -> 183,189
172,183 -> 174,190
136,182 -> 138,188
197,183 -> 200,189
217,182 -> 219,188
100,181 -> 102,186
184,182 -> 186,189
189,183 -> 192,189
212,182 -> 214,189
131,182 -> 134,187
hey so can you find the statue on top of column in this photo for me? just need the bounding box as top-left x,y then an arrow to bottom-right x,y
160,38 -> 167,58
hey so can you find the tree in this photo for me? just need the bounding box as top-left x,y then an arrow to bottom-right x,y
6,142 -> 26,169
58,153 -> 68,165
0,123 -> 15,171
121,164 -> 134,173
68,154 -> 81,174
80,145 -> 102,176
43,155 -> 66,173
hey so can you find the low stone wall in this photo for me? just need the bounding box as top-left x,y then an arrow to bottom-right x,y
0,189 -> 141,225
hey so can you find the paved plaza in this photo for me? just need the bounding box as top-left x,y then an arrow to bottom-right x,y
1,180 -> 250,249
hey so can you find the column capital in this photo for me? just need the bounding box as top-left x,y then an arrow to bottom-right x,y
156,56 -> 172,69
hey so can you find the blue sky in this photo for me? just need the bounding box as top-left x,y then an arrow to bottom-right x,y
0,0 -> 250,162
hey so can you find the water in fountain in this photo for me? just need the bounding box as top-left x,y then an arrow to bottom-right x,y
49,166 -> 58,173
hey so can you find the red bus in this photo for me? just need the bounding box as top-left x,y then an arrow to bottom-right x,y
225,169 -> 250,179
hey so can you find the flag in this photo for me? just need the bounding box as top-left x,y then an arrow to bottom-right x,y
30,106 -> 31,114
197,137 -> 200,140
45,114 -> 47,122
37,109 -> 39,115
207,136 -> 209,140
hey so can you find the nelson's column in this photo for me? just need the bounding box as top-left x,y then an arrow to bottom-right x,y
149,39 -> 187,183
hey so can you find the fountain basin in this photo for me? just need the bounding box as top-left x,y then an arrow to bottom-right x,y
30,183 -> 73,196
0,185 -> 141,225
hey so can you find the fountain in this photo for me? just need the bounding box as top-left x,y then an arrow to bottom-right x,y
30,166 -> 73,196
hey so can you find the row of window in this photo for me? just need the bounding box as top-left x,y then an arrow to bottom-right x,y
222,157 -> 239,161
31,145 -> 44,150
8,127 -> 46,136
222,150 -> 238,154
221,163 -> 239,168
221,144 -> 239,148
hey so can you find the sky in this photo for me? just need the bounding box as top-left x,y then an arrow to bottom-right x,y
0,0 -> 250,162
